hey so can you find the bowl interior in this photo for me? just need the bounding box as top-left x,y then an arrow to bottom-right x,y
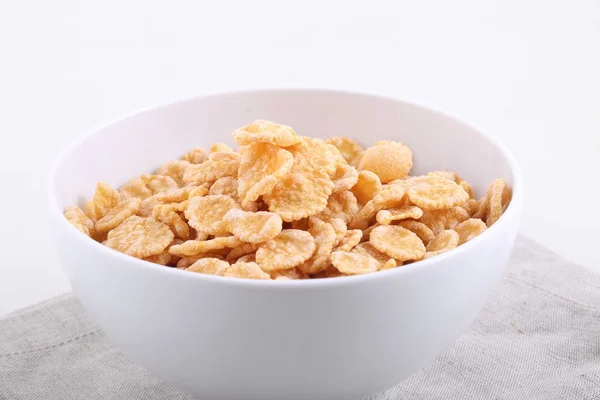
52,90 -> 517,211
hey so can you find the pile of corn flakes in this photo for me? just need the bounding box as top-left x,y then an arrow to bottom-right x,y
65,120 -> 512,280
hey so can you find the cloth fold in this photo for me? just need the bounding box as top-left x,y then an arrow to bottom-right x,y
1,236 -> 599,400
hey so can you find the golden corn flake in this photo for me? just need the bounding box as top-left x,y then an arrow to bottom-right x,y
351,170 -> 382,206
350,151 -> 363,169
233,120 -> 300,147
145,248 -> 175,266
236,254 -> 256,263
287,137 -> 337,177
351,242 -> 392,267
223,209 -> 283,244
238,142 -> 294,208
271,267 -> 309,280
407,175 -> 469,210
297,218 -> 336,274
326,136 -> 364,164
176,252 -> 225,269
225,242 -> 260,263
369,225 -> 426,262
263,170 -> 333,222
424,229 -> 459,259
224,261 -> 271,280
334,229 -> 362,252
330,251 -> 379,275
183,159 -> 239,185
326,144 -> 348,165
329,217 -> 347,247
86,183 -> 121,221
209,176 -> 239,201
454,218 -> 487,244
462,199 -> 479,216
485,178 -> 511,226
398,220 -> 435,244
95,198 -> 142,233
358,141 -> 413,183
64,206 -> 95,236
152,203 -> 190,240
376,206 -> 423,225
186,257 -> 230,276
181,147 -> 208,164
185,195 -> 239,235
169,236 -> 243,257
156,160 -> 191,186
120,175 -> 179,201
459,180 -> 474,199
256,230 -> 316,272
105,216 -> 174,258
420,206 -> 470,235
349,185 -> 407,230
331,164 -> 359,193
315,191 -> 359,224
380,258 -> 398,270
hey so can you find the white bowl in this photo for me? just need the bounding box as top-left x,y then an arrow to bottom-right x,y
49,89 -> 522,400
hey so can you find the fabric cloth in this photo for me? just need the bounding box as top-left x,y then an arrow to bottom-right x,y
1,236 -> 599,400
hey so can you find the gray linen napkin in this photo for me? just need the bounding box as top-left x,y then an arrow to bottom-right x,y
0,236 -> 599,400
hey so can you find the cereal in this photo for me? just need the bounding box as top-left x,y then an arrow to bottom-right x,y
86,183 -> 120,221
169,236 -> 243,257
186,258 -> 230,276
120,175 -> 179,201
263,170 -> 333,222
330,251 -> 379,275
96,198 -> 142,233
64,206 -> 94,236
351,170 -> 382,205
224,261 -> 271,280
185,195 -> 239,235
256,230 -> 316,272
454,218 -> 487,244
152,203 -> 190,240
424,230 -> 459,259
331,164 -> 359,193
349,185 -> 407,230
358,141 -> 413,183
315,191 -> 359,224
375,206 -> 423,225
369,225 -> 426,262
66,118 -> 511,279
420,206 -> 470,235
237,143 -> 294,208
407,175 -> 469,210
156,160 -> 191,186
225,243 -> 260,263
209,176 -> 239,200
329,218 -> 347,247
326,136 -> 363,164
183,159 -> 239,185
334,229 -> 362,252
223,209 -> 283,243
181,147 -> 208,164
297,218 -> 336,274
397,220 -> 435,244
352,242 -> 392,267
485,179 -> 511,226
176,253 -> 225,269
105,216 -> 174,258
233,120 -> 300,147
271,267 -> 309,280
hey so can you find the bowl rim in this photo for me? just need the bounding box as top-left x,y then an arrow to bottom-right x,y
48,88 -> 523,289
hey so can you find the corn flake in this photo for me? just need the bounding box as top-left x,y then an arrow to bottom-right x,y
233,120 -> 300,147
120,175 -> 179,201
407,175 -> 469,210
334,229 -> 362,252
95,198 -> 142,233
358,141 -> 413,183
398,220 -> 435,244
152,203 -> 190,240
223,209 -> 283,243
105,216 -> 174,258
169,236 -> 243,257
330,251 -> 379,275
185,195 -> 239,235
156,160 -> 191,186
485,178 -> 511,226
297,218 -> 336,274
375,206 -> 423,225
315,191 -> 359,224
369,225 -> 426,262
420,206 -> 470,235
224,261 -> 271,280
454,218 -> 487,244
331,164 -> 359,193
181,147 -> 208,164
326,136 -> 364,164
187,257 -> 230,276
424,230 -> 459,259
256,230 -> 316,272
64,206 -> 95,236
349,185 -> 407,229
351,170 -> 382,206
86,183 -> 121,221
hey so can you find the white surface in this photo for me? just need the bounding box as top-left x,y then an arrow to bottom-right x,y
49,90 -> 522,399
0,0 -> 598,316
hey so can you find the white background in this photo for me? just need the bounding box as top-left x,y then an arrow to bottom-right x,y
0,0 -> 598,316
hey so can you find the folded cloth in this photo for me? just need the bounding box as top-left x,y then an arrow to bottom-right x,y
0,236 -> 599,400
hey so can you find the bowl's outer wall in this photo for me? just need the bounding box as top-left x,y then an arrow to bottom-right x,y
50,90 -> 522,400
